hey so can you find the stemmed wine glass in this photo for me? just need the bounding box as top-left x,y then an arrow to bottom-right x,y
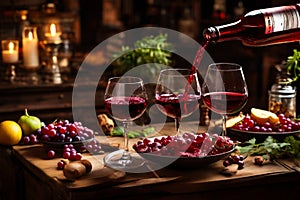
155,68 -> 201,133
202,63 -> 248,136
103,76 -> 147,170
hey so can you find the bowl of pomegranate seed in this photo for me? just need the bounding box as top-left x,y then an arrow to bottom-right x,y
133,132 -> 235,168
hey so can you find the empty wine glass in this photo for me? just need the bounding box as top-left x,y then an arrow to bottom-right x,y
103,76 -> 147,170
202,63 -> 248,136
155,68 -> 201,133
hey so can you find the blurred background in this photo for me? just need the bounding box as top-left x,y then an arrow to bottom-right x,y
0,0 -> 299,123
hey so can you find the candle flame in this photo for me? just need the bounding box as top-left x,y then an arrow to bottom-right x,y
50,23 -> 57,36
8,42 -> 14,53
28,31 -> 33,40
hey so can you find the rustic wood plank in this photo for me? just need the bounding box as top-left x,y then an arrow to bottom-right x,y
9,121 -> 300,199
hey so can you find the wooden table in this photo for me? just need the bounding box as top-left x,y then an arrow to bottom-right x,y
2,123 -> 300,200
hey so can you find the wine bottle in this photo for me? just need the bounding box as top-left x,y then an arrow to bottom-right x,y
203,4 -> 300,46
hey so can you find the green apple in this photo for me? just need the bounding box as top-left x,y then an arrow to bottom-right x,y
18,109 -> 42,136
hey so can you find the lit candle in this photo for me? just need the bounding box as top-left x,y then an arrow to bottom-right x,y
22,26 -> 39,68
1,40 -> 19,63
45,23 -> 62,43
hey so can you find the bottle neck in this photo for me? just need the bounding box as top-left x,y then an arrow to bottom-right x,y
203,20 -> 242,42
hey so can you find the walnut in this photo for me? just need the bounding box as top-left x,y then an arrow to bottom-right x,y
97,114 -> 114,135
254,156 -> 264,166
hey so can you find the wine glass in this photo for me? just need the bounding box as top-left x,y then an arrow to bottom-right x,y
202,63 -> 248,136
155,68 -> 201,133
103,76 -> 147,170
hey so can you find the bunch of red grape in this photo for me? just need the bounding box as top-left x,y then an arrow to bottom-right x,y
37,120 -> 95,143
133,132 -> 234,157
62,144 -> 82,160
233,114 -> 300,132
223,154 -> 245,169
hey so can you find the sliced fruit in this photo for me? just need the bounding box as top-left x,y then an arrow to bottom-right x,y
250,108 -> 279,125
226,113 -> 245,128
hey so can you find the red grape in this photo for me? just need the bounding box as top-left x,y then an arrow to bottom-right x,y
263,122 -> 272,129
223,154 -> 245,169
292,122 -> 300,130
41,126 -> 49,135
58,127 -> 67,134
68,124 -> 77,132
243,115 -> 251,123
248,119 -> 255,128
237,160 -> 244,169
22,136 -> 30,145
57,160 -> 65,170
47,150 -> 55,159
48,129 -> 56,137
62,151 -> 71,159
48,123 -> 55,129
75,153 -> 82,161
223,159 -> 231,167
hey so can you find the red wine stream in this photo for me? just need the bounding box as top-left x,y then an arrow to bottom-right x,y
184,40 -> 209,96
182,40 -> 209,112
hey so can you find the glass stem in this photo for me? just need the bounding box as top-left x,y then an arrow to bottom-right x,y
175,117 -> 181,134
222,115 -> 227,137
123,121 -> 129,152
121,122 -> 131,163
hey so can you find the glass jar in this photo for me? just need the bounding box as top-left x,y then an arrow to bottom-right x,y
268,75 -> 296,118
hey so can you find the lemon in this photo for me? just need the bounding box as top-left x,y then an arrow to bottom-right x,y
0,120 -> 22,146
250,108 -> 279,125
226,113 -> 245,128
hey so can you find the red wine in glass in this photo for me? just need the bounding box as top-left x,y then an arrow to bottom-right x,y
202,63 -> 248,136
155,93 -> 201,119
104,96 -> 147,122
202,92 -> 248,115
103,76 -> 147,170
155,69 -> 201,132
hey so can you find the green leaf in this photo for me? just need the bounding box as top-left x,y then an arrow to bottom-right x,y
285,49 -> 300,83
248,138 -> 256,145
262,154 -> 269,160
236,145 -> 254,154
236,136 -> 299,159
112,127 -> 124,136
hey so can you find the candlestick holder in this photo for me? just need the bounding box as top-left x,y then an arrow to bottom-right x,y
42,40 -> 63,84
1,40 -> 19,83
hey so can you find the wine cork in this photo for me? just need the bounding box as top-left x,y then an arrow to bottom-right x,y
63,159 -> 92,180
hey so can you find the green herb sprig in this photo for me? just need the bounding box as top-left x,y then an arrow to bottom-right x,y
236,135 -> 300,161
236,136 -> 290,160
286,49 -> 300,82
111,126 -> 155,138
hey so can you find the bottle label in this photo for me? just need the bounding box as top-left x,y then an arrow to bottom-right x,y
262,5 -> 300,34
